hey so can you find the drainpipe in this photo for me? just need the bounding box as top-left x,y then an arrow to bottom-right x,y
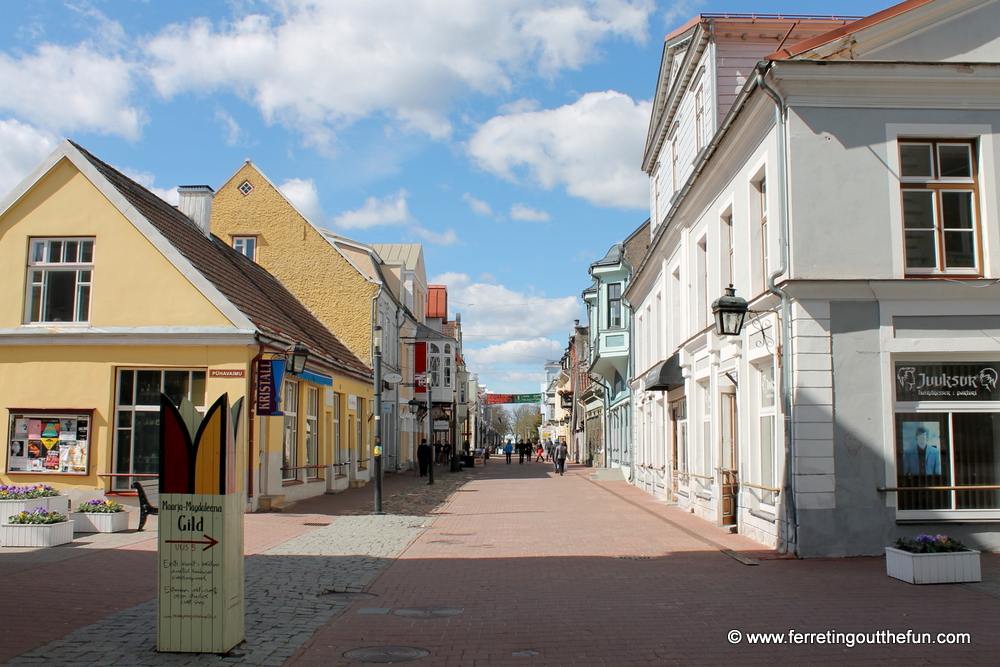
756,62 -> 798,554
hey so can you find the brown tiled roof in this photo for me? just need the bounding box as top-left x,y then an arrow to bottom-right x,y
622,219 -> 650,272
71,142 -> 372,382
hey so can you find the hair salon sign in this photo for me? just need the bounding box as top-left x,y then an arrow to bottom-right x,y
896,363 -> 1000,401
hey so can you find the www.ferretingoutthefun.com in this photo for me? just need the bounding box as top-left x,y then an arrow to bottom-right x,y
727,629 -> 971,647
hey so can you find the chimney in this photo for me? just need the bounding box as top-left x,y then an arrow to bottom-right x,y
177,185 -> 215,235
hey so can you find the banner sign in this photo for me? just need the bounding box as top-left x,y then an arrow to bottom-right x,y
486,393 -> 542,405
896,362 -> 1000,402
255,359 -> 285,415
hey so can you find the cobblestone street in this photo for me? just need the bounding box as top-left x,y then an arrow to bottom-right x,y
2,461 -> 999,666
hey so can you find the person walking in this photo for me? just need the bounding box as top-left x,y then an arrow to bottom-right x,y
504,441 -> 513,464
518,440 -> 527,464
554,440 -> 568,476
535,443 -> 544,462
417,439 -> 432,477
544,440 -> 553,462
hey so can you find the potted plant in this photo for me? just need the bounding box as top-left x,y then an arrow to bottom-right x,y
886,534 -> 981,584
0,484 -> 64,514
1,507 -> 74,547
69,499 -> 129,533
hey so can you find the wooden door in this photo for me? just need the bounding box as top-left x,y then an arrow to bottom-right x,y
720,392 -> 738,526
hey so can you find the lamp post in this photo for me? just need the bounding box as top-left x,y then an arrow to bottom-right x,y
426,350 -> 434,485
372,327 -> 383,515
711,285 -> 749,337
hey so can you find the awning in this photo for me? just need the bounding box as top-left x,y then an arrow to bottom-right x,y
643,353 -> 684,391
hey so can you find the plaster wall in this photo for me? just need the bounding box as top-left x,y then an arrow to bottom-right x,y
0,159 -> 232,328
211,163 -> 379,365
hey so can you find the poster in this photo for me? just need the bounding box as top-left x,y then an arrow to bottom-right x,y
899,421 -> 945,477
6,413 -> 91,475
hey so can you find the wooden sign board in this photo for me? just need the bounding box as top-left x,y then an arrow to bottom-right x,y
157,394 -> 245,653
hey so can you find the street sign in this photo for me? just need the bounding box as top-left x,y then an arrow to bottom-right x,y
383,372 -> 403,384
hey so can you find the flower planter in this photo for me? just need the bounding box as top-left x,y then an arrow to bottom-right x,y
46,494 -> 70,515
0,497 -> 54,517
0,520 -> 74,547
69,511 -> 129,533
885,547 -> 981,584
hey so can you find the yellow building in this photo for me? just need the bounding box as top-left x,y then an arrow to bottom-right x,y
212,162 -> 423,481
0,141 -> 372,510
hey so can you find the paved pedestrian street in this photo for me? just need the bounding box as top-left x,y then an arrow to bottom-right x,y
2,461 -> 998,666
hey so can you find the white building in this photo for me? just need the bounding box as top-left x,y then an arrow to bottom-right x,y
631,0 -> 1000,556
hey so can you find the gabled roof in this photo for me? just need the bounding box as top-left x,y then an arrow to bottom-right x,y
370,243 -> 425,273
68,142 -> 371,381
767,0 -> 939,60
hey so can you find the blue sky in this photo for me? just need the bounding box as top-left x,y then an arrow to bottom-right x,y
0,0 -> 891,393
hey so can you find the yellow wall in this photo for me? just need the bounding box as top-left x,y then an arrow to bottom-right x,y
211,163 -> 379,365
0,159 -> 232,329
0,344 -> 254,491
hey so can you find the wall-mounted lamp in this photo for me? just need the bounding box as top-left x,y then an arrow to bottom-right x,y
286,342 -> 309,375
711,284 -> 749,337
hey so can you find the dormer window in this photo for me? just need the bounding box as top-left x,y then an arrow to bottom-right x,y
26,238 -> 94,324
232,236 -> 257,261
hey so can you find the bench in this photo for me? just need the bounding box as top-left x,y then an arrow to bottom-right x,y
132,480 -> 159,531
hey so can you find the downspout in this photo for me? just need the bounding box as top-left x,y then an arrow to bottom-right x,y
756,62 -> 797,554
248,342 -> 265,501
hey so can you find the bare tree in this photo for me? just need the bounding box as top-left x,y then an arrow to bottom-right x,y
512,404 -> 542,441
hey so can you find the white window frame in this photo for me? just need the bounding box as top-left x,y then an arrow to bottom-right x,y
283,380 -> 299,481
232,235 -> 257,261
25,237 -> 95,324
306,386 -> 320,478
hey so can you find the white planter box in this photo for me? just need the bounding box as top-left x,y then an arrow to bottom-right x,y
0,520 -> 74,547
1,496 -> 56,519
69,511 -> 129,533
885,547 -> 982,584
46,494 -> 70,514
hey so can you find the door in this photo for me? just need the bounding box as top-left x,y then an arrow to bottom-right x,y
720,392 -> 739,527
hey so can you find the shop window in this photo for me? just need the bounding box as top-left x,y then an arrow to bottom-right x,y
306,386 -> 319,478
899,140 -> 979,274
7,411 -> 92,475
282,380 -> 299,481
113,369 -> 205,489
333,392 -> 342,469
894,362 -> 1000,514
357,397 -> 366,470
671,398 -> 687,474
26,237 -> 94,324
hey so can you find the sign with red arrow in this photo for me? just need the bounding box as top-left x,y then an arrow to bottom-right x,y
165,534 -> 219,551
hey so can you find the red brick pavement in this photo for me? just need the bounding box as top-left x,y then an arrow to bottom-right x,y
289,460 -> 1000,667
0,470 -> 422,663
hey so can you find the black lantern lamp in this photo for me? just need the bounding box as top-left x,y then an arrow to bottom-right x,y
286,342 -> 309,375
712,285 -> 749,336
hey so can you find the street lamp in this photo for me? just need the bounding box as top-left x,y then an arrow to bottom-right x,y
711,285 -> 749,337
286,342 -> 309,375
372,327 -> 383,514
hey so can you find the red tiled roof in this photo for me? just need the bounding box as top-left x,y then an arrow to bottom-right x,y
71,142 -> 372,382
767,0 -> 937,59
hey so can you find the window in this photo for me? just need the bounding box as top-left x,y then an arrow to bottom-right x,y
753,175 -> 768,291
26,238 -> 94,323
333,392 -> 342,467
695,84 -> 706,151
357,397 -> 366,470
232,236 -> 257,261
699,381 -> 713,478
894,362 -> 1000,516
671,398 -> 688,474
722,210 -> 734,288
696,237 -> 708,328
428,344 -> 441,388
113,369 -> 206,489
239,180 -> 254,196
754,363 -> 777,505
607,283 -> 622,328
282,380 -> 299,481
306,386 -> 319,478
7,411 -> 92,475
899,140 -> 979,274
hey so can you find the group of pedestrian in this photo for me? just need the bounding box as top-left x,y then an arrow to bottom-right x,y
499,438 -> 568,475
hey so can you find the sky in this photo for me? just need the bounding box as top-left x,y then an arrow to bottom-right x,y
0,0 -> 891,394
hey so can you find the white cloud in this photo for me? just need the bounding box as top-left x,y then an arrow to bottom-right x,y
0,120 -> 59,197
412,226 -> 459,246
120,167 -> 178,205
0,43 -> 144,139
332,189 -> 413,230
467,90 -> 651,208
144,1 -> 653,146
466,338 -> 563,366
510,203 -> 550,221
278,177 -> 325,222
214,108 -> 244,146
431,271 -> 581,340
462,193 -> 493,216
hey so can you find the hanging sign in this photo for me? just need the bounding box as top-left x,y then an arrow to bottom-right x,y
486,393 -> 542,405
256,359 -> 286,415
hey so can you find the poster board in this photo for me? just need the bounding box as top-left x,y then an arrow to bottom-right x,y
6,410 -> 92,475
